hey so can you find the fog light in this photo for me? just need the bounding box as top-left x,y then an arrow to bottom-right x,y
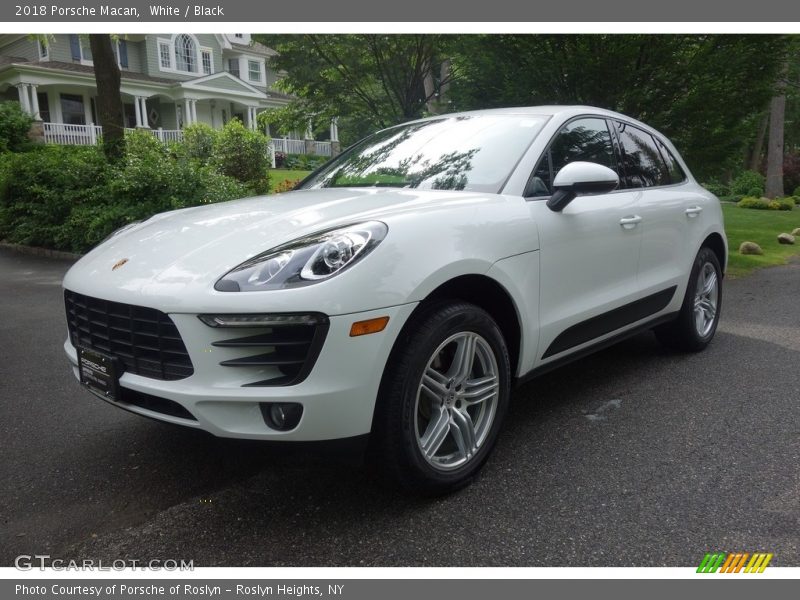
260,402 -> 303,431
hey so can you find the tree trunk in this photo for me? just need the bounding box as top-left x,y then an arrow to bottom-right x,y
765,68 -> 787,198
748,111 -> 769,172
89,34 -> 125,163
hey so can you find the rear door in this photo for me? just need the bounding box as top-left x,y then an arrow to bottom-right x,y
612,120 -> 695,299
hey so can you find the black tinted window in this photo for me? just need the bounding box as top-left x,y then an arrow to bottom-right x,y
528,117 -> 616,197
655,137 -> 687,184
615,122 -> 670,188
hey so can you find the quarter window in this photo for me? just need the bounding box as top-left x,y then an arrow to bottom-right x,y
528,117 -> 617,197
614,122 -> 670,188
654,137 -> 687,184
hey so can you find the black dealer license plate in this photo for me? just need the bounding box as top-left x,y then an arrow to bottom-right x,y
77,347 -> 120,401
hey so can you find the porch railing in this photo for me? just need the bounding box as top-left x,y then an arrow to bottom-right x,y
125,127 -> 185,143
313,141 -> 332,157
43,122 -> 103,146
271,137 -> 308,155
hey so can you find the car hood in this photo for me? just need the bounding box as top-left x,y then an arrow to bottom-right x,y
63,187 -> 518,304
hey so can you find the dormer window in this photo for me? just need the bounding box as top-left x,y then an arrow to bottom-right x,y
175,34 -> 197,73
234,34 -> 244,39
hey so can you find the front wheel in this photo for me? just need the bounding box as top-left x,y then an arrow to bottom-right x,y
372,302 -> 511,495
655,246 -> 722,352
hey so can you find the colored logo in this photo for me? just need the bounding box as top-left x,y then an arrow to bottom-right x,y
112,258 -> 129,271
697,552 -> 773,573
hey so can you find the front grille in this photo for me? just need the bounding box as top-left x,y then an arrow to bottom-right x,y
211,316 -> 329,386
65,290 -> 194,381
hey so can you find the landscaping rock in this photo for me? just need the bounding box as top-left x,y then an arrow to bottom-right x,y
739,241 -> 763,255
791,227 -> 800,236
777,233 -> 796,245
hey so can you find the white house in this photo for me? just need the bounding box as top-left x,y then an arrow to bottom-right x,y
0,33 -> 339,156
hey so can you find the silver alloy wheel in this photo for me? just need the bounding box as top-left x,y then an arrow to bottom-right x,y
693,262 -> 719,337
414,331 -> 500,471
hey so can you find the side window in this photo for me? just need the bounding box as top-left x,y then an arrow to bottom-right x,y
528,117 -> 616,197
615,122 -> 670,188
655,137 -> 687,184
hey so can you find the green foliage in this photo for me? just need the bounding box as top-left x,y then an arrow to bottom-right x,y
0,134 -> 250,253
283,153 -> 327,171
793,185 -> 800,197
0,101 -> 34,153
181,123 -> 217,164
737,196 -> 795,211
448,35 -> 785,181
212,119 -> 271,194
254,34 -> 454,143
702,181 -> 730,197
730,170 -> 766,197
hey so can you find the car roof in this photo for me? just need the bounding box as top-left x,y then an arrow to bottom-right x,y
407,105 -> 663,138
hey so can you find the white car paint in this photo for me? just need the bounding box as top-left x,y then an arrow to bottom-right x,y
62,105 -> 727,441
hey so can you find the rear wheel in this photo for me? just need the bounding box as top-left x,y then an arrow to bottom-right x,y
372,302 -> 511,495
655,247 -> 722,352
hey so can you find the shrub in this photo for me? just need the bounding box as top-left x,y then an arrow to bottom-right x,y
273,150 -> 286,169
0,145 -> 109,248
0,101 -> 34,153
212,119 -> 271,193
793,185 -> 800,197
730,170 -> 765,197
181,123 -> 217,164
702,181 -> 729,197
768,198 -> 795,211
272,179 -> 298,194
284,153 -> 327,171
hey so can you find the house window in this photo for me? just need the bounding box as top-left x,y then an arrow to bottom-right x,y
228,58 -> 240,78
201,49 -> 212,75
175,34 -> 197,73
38,39 -> 48,60
37,92 -> 50,121
69,35 -> 81,61
234,34 -> 244,39
117,40 -> 128,69
60,94 -> 86,125
248,60 -> 261,82
69,35 -> 92,63
159,42 -> 171,68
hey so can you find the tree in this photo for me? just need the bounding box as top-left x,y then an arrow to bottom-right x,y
448,35 -> 786,181
252,34 -> 454,143
88,34 -> 125,163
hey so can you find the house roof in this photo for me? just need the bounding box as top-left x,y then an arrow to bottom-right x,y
230,40 -> 277,57
34,60 -> 178,84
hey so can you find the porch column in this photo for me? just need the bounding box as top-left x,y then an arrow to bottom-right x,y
29,84 -> 41,121
305,119 -> 313,140
134,96 -> 143,127
191,99 -> 198,125
17,84 -> 31,115
251,107 -> 258,130
182,99 -> 191,126
329,117 -> 339,142
139,97 -> 150,128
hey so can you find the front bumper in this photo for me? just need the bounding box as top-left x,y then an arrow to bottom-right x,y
65,303 -> 418,441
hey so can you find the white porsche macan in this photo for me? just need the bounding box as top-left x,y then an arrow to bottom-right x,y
63,106 -> 727,493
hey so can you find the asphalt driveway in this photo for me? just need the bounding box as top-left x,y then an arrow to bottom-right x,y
1,247 -> 798,566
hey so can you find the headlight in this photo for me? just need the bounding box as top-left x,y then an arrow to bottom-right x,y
215,221 -> 388,292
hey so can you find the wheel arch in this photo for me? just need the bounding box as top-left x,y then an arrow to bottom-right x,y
702,232 -> 727,276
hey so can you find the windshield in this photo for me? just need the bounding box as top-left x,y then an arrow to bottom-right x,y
298,114 -> 548,194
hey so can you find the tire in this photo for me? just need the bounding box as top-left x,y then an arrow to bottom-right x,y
371,301 -> 511,495
655,246 -> 722,352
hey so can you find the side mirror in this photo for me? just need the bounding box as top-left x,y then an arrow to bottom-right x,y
546,162 -> 620,212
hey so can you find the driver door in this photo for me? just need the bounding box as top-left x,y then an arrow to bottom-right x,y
526,116 -> 643,365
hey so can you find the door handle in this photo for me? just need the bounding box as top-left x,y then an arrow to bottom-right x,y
685,206 -> 703,218
619,215 -> 642,229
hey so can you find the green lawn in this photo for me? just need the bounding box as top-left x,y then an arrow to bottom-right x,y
269,169 -> 311,192
722,203 -> 800,277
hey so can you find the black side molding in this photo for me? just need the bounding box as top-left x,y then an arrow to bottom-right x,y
516,311 -> 679,387
542,286 -> 677,359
